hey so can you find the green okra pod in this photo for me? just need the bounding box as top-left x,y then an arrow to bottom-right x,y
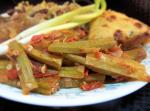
48,38 -> 116,54
25,46 -> 62,70
85,53 -> 150,81
59,66 -> 85,79
9,41 -> 38,94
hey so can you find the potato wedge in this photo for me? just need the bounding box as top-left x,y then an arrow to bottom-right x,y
89,10 -> 150,49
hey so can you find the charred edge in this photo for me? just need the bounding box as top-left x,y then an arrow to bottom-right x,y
123,32 -> 150,50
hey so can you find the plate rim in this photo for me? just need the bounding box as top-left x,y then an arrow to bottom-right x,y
0,82 -> 147,107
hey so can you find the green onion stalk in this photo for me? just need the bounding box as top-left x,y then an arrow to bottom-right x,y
0,0 -> 107,55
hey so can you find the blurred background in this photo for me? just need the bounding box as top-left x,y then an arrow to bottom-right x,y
0,0 -> 150,25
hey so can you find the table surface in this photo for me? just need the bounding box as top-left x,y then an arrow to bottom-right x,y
0,0 -> 150,110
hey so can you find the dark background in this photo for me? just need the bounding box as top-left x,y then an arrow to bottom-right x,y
0,0 -> 150,111
0,0 -> 150,25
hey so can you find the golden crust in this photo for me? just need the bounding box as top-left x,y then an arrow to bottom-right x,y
89,10 -> 150,49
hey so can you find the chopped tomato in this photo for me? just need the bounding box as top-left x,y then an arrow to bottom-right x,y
30,34 -> 45,44
7,69 -> 18,80
32,64 -> 42,74
110,45 -> 121,52
109,50 -> 123,57
47,31 -> 62,40
34,73 -> 57,78
65,37 -> 79,42
108,46 -> 123,57
80,82 -> 103,91
32,63 -> 58,78
95,51 -> 102,59
84,69 -> 89,77
76,28 -> 87,37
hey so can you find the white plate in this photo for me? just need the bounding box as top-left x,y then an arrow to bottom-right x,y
1,43 -> 150,107
0,81 -> 147,107
0,9 -> 150,107
0,39 -> 150,107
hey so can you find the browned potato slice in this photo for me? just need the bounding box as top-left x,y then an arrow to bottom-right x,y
89,10 -> 150,49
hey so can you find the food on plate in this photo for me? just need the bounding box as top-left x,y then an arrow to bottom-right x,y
89,10 -> 150,50
9,41 -> 38,94
25,46 -> 63,70
0,1 -> 79,42
123,48 -> 147,62
85,53 -> 149,81
48,37 -> 116,54
0,0 -> 150,95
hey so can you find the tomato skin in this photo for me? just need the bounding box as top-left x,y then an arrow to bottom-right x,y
108,46 -> 123,57
33,73 -> 56,78
65,37 -> 79,42
76,28 -> 87,37
84,69 -> 89,77
7,69 -> 18,80
95,51 -> 102,59
80,82 -> 103,91
30,34 -> 45,44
